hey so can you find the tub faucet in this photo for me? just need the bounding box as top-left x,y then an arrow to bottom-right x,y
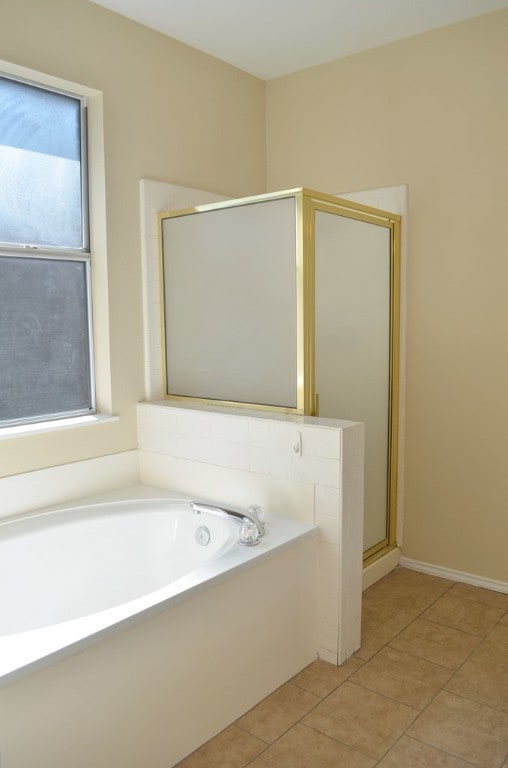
190,501 -> 265,546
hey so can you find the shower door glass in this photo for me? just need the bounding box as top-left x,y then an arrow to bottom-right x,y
313,204 -> 399,559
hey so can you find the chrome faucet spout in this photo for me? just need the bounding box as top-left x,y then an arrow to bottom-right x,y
190,501 -> 265,544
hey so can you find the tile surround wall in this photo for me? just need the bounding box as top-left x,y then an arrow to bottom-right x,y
138,178 -> 365,664
0,450 -> 139,520
137,401 -> 364,664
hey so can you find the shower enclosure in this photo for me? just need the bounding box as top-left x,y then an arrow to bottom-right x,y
158,188 -> 401,562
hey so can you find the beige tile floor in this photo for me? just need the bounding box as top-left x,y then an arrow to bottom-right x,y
176,567 -> 508,768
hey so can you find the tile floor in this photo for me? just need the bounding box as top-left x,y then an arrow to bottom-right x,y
175,567 -> 508,768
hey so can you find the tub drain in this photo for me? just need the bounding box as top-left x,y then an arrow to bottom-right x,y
195,525 -> 211,546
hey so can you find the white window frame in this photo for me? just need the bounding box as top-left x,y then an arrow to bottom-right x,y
0,60 -> 113,437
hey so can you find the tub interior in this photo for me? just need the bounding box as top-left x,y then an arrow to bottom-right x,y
0,486 -> 318,684
0,498 -> 237,636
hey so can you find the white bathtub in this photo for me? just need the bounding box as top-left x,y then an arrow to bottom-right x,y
0,496 -> 239,637
0,485 -> 319,768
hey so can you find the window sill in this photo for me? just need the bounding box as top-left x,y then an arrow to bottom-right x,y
0,413 -> 119,440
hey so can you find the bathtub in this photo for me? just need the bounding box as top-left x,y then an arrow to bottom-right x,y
0,485 -> 318,768
1,496 -> 240,638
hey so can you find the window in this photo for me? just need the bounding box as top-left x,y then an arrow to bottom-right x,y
0,73 -> 95,427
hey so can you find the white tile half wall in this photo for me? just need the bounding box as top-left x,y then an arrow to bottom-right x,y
137,401 -> 364,665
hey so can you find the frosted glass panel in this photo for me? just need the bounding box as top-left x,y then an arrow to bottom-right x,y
315,212 -> 391,550
0,77 -> 83,249
162,197 -> 297,408
0,256 -> 92,423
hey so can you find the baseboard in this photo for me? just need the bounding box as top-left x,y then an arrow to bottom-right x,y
400,557 -> 508,595
363,547 -> 401,591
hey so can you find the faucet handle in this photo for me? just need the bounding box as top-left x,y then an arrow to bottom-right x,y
248,505 -> 264,522
239,519 -> 260,546
248,506 -> 268,533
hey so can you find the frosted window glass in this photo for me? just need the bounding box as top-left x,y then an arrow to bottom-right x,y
0,76 -> 83,249
0,256 -> 92,423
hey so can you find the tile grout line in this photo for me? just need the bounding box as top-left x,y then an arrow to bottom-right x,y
356,579 -> 457,666
175,571 -> 508,767
281,578 -> 449,764
360,585 -> 462,768
396,732 -> 483,768
366,577 -> 507,767
240,666 -> 372,765
352,578 -> 482,766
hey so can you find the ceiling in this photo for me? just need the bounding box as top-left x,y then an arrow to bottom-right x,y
91,0 -> 508,80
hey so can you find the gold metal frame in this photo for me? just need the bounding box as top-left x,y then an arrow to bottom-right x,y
158,188 -> 308,414
363,216 -> 400,564
158,188 -> 401,561
300,191 -> 401,564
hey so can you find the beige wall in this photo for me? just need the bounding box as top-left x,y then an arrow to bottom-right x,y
266,9 -> 508,582
0,0 -> 266,477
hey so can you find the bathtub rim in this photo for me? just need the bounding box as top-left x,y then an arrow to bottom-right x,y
0,484 -> 318,686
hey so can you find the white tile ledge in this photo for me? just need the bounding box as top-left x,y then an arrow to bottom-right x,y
139,399 -> 360,431
0,413 -> 119,440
